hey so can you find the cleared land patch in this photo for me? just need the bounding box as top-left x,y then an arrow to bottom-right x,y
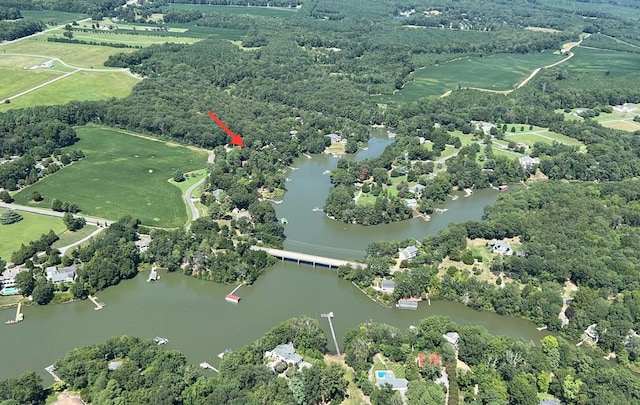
564,47 -> 640,77
0,208 -> 66,261
373,51 -> 564,103
12,126 -> 208,228
0,70 -> 139,111
163,4 -> 298,18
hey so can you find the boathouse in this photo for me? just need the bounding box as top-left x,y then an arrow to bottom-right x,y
396,299 -> 418,310
225,294 -> 241,303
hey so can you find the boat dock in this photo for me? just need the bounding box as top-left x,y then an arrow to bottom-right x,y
225,283 -> 243,303
45,365 -> 62,382
147,267 -> 159,282
88,295 -> 104,311
199,362 -> 219,372
5,301 -> 24,325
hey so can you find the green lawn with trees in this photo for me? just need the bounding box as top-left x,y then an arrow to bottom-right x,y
0,208 -> 65,261
12,126 -> 208,228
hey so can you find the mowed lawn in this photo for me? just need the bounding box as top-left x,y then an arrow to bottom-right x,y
13,126 -> 209,228
374,51 -> 564,103
0,67 -> 62,101
0,209 -> 66,261
1,39 -> 137,68
0,70 -> 139,111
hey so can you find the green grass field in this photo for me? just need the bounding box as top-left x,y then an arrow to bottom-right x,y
0,70 -> 140,111
373,51 -> 564,103
13,126 -> 208,227
0,68 -> 62,101
592,108 -> 640,132
503,127 -> 585,149
51,225 -> 99,251
1,38 -> 137,68
537,0 -> 640,20
163,3 -> 298,18
0,209 -> 66,261
565,47 -> 640,77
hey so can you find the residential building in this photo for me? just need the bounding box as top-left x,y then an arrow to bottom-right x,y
519,156 -> 540,169
326,133 -> 342,143
409,184 -> 426,194
399,246 -> 418,260
487,241 -> 513,256
443,332 -> 460,350
375,370 -> 408,391
381,279 -> 395,292
45,265 -> 76,284
264,342 -> 303,367
404,198 -> 417,208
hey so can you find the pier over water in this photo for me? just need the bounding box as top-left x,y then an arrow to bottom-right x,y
250,246 -> 366,269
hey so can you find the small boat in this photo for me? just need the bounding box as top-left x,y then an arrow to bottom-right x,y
154,336 -> 169,345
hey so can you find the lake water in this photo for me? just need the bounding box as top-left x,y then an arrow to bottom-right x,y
0,132 -> 551,383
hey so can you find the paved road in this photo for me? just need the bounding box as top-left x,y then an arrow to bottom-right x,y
0,202 -> 113,227
184,177 -> 207,223
0,18 -> 92,46
58,227 -> 105,255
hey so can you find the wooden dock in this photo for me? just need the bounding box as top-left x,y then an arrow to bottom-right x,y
45,365 -> 62,382
5,301 -> 23,325
88,295 -> 104,311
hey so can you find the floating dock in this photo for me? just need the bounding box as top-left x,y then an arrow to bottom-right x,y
225,294 -> 241,303
45,365 -> 62,382
199,362 -> 219,372
5,301 -> 23,325
88,295 -> 104,311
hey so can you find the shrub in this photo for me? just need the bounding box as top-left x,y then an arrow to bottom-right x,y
0,209 -> 23,225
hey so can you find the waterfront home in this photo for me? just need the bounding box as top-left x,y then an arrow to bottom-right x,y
404,198 -> 418,208
381,279 -> 395,293
264,342 -> 303,367
45,265 -> 76,284
487,241 -> 513,256
399,246 -> 418,260
0,267 -> 26,288
396,299 -> 418,310
443,332 -> 460,350
375,370 -> 408,391
409,184 -> 426,194
326,133 -> 342,143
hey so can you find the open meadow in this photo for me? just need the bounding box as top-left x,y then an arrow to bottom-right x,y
0,70 -> 139,111
373,51 -> 564,103
19,10 -> 88,25
13,126 -> 208,228
0,209 -> 66,261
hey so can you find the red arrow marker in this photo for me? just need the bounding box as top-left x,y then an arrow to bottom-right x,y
208,111 -> 244,147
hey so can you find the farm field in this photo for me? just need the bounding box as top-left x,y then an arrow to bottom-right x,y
564,47 -> 640,77
373,51 -> 565,103
48,28 -> 201,46
163,3 -> 299,18
537,0 -> 640,20
0,209 -> 66,261
0,70 -> 139,111
12,126 -> 209,228
593,109 -> 640,132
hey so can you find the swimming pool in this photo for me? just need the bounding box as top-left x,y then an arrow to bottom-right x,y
376,370 -> 389,379
0,287 -> 19,295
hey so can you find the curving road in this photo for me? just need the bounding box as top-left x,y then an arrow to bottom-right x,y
184,176 -> 207,223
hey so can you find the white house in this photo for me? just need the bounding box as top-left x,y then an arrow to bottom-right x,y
381,279 -> 395,292
264,342 -> 303,367
375,370 -> 408,391
45,265 -> 76,284
487,241 -> 513,256
405,198 -> 418,208
399,246 -> 418,260
443,332 -> 460,350
519,156 -> 540,169
325,133 -> 342,144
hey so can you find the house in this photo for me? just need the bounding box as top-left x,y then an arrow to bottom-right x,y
498,185 -> 509,192
375,370 -> 408,391
0,267 -> 26,288
475,122 -> 495,135
381,279 -> 395,292
211,189 -> 224,200
135,234 -> 151,253
264,342 -> 303,367
443,332 -> 460,350
387,131 -> 397,139
519,156 -> 540,169
45,265 -> 76,284
487,241 -> 513,256
409,184 -> 426,194
405,198 -> 418,208
399,246 -> 418,260
326,133 -> 342,143
417,353 -> 426,367
396,299 -> 418,310
585,323 -> 599,341
540,398 -> 561,405
108,361 -> 123,371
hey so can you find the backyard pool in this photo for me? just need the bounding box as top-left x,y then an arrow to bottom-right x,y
0,287 -> 19,295
376,370 -> 389,379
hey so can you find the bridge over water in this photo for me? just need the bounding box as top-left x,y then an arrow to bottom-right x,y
250,246 -> 367,269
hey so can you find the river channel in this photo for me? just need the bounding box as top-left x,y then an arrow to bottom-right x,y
0,132 -> 551,383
